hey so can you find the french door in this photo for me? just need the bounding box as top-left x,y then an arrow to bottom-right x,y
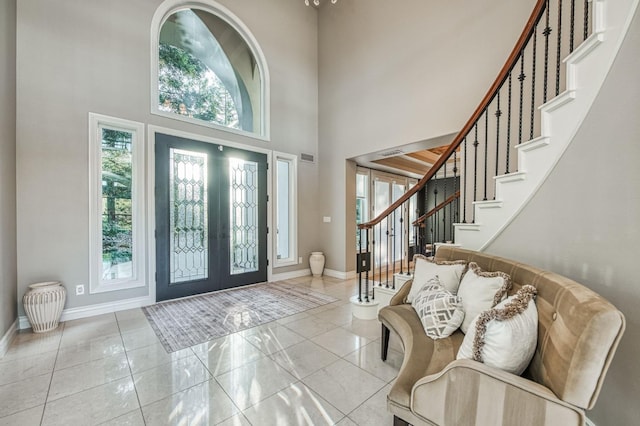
155,133 -> 267,301
373,177 -> 406,265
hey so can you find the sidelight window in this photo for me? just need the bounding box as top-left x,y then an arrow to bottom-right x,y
89,114 -> 146,293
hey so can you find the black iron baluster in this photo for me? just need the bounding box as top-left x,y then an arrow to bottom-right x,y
399,206 -> 404,275
530,23 -> 538,140
380,216 -> 396,288
506,72 -> 513,173
483,110 -> 489,201
387,213 -> 397,280
364,228 -> 369,302
462,137 -> 467,222
556,0 -> 563,97
379,221 -> 382,287
443,159 -> 448,241
452,150 -> 457,239
570,0 -> 576,52
543,0 -> 552,103
358,227 -> 362,302
472,125 -> 479,223
406,202 -> 411,276
433,186 -> 438,245
495,92 -> 502,183
415,222 -> 420,258
584,0 -> 589,41
424,185 -> 429,252
518,53 -> 526,147
371,225 -> 375,291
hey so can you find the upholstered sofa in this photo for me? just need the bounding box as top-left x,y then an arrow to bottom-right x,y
379,246 -> 625,426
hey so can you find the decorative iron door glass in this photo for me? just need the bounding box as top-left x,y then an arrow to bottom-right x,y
155,133 -> 267,301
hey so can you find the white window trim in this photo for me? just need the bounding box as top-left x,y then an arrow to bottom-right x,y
89,113 -> 146,294
273,151 -> 298,268
150,0 -> 271,141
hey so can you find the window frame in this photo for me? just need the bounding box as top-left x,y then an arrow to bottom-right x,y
355,168 -> 370,252
272,152 -> 298,268
150,0 -> 271,141
88,113 -> 146,294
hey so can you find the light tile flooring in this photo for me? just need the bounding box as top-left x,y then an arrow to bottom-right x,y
0,276 -> 405,426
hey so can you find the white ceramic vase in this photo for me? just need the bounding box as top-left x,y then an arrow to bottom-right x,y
309,252 -> 325,277
23,281 -> 66,333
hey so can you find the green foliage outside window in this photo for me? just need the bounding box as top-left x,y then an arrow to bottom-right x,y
101,129 -> 133,275
158,43 -> 239,129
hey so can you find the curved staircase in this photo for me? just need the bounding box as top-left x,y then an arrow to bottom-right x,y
355,0 -> 639,309
456,0 -> 640,250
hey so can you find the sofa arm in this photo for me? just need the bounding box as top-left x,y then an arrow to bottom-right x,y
411,359 -> 585,426
389,279 -> 413,306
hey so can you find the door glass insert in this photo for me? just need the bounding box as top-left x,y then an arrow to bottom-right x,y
169,148 -> 209,284
230,158 -> 259,275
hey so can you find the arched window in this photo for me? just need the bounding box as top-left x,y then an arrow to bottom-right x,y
152,1 -> 269,138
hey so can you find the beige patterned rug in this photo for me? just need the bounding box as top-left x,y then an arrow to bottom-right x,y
143,282 -> 337,352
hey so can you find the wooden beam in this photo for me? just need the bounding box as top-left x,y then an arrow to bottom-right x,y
407,151 -> 439,164
371,157 -> 430,175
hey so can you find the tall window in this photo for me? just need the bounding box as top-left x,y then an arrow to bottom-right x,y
89,114 -> 145,293
152,2 -> 268,138
273,153 -> 297,267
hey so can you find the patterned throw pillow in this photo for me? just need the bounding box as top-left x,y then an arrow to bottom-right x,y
457,262 -> 512,334
457,285 -> 538,375
411,276 -> 465,340
406,255 -> 468,303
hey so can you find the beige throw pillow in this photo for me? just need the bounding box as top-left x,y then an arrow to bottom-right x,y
457,285 -> 538,375
457,262 -> 511,333
406,255 -> 467,303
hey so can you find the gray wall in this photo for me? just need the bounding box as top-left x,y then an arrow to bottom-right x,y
486,9 -> 640,425
317,0 -> 534,272
15,0 -> 319,313
0,0 -> 17,338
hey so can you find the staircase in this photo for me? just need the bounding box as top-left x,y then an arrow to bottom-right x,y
456,0 -> 640,250
355,0 -> 639,306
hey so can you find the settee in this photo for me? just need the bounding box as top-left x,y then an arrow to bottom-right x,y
379,246 -> 625,426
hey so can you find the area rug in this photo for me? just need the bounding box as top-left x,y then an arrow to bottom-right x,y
143,282 -> 338,352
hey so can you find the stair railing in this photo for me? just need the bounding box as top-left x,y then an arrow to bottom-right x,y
356,0 -> 592,303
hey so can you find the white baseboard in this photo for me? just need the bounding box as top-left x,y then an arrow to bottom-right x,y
0,319 -> 18,357
19,295 -> 155,330
323,269 -> 357,280
270,268 -> 311,282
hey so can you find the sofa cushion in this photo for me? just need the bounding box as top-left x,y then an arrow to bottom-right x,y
457,285 -> 538,375
407,255 -> 467,303
458,262 -> 512,333
411,277 -> 464,339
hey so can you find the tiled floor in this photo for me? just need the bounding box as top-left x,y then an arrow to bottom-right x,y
0,276 -> 405,426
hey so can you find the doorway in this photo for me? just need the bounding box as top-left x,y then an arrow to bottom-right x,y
155,133 -> 267,301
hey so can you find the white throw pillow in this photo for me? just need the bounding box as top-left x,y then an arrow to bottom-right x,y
457,285 -> 538,375
457,262 -> 511,333
406,255 -> 467,303
411,276 -> 465,339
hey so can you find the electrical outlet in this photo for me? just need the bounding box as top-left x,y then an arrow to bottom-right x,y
75,285 -> 85,296
298,257 -> 303,264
